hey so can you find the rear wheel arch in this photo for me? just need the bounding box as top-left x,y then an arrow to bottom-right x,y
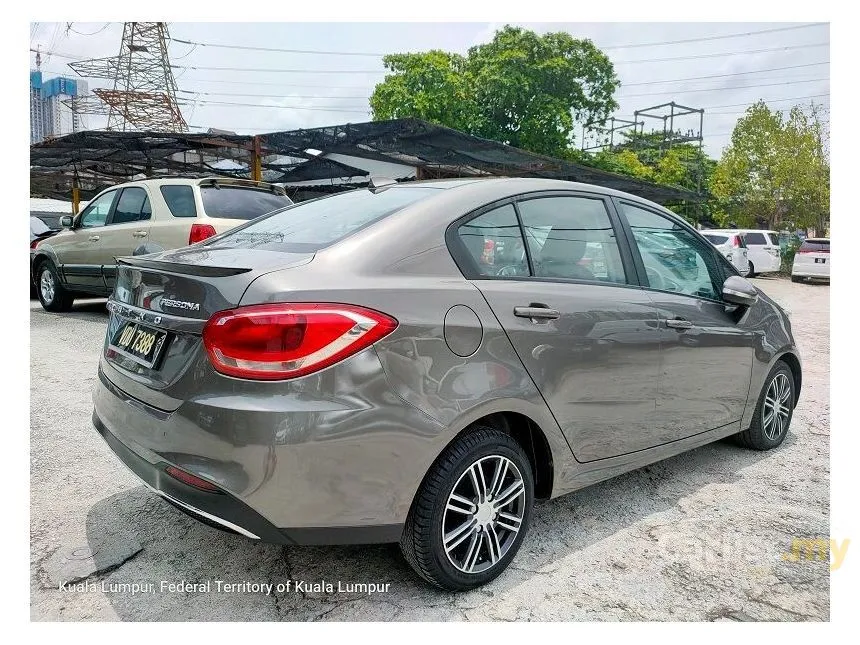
412,411 -> 554,506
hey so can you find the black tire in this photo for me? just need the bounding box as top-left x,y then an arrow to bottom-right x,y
400,426 -> 534,591
736,361 -> 795,450
36,260 -> 74,312
791,276 -> 803,283
747,262 -> 755,278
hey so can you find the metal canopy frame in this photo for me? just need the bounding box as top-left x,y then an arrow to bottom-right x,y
31,118 -> 704,204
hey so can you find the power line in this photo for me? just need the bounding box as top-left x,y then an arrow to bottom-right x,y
614,41 -> 829,65
170,36 -> 385,57
602,22 -> 826,50
621,61 -> 828,88
618,77 -> 829,100
176,63 -> 829,103
38,40 -> 830,75
170,23 -> 825,58
65,22 -> 112,36
191,99 -> 369,113
180,89 -> 369,100
174,64 -> 383,74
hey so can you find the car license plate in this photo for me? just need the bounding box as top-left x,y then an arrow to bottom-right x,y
815,258 -> 826,264
108,321 -> 168,369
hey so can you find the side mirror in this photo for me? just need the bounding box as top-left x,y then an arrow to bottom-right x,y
59,215 -> 73,228
722,275 -> 759,307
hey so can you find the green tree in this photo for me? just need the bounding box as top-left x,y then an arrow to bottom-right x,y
710,100 -> 829,232
370,26 -> 619,157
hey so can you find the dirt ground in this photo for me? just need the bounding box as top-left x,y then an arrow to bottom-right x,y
29,276 -> 830,621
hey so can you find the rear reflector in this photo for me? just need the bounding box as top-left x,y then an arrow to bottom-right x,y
189,223 -> 217,245
202,303 -> 398,380
165,465 -> 221,492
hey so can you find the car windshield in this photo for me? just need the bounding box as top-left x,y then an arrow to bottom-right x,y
799,240 -> 830,253
200,185 -> 293,220
702,233 -> 729,245
206,186 -> 440,253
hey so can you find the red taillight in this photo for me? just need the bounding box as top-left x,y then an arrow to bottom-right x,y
731,235 -> 741,248
165,465 -> 221,492
202,303 -> 398,380
30,239 -> 41,249
189,223 -> 217,245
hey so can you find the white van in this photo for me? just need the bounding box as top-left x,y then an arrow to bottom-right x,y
705,229 -> 781,276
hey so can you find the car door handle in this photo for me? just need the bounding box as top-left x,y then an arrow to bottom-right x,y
665,318 -> 693,330
88,235 -> 100,242
133,230 -> 148,238
514,305 -> 560,321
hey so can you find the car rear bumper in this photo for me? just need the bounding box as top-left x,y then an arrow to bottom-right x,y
92,351 -> 444,544
792,263 -> 830,279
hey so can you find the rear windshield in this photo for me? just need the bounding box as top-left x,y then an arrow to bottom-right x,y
743,232 -> 767,245
703,233 -> 729,245
206,186 -> 439,253
200,185 -> 293,220
799,239 -> 830,253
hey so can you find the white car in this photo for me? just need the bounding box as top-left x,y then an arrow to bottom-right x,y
701,231 -> 750,276
710,229 -> 782,276
792,238 -> 830,282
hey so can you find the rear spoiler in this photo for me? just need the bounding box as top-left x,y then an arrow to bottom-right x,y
117,256 -> 252,278
198,177 -> 286,196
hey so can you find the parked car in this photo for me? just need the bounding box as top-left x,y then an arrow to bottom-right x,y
701,231 -> 750,276
791,237 -> 830,282
31,177 -> 292,312
92,178 -> 801,591
30,216 -> 60,298
705,229 -> 781,277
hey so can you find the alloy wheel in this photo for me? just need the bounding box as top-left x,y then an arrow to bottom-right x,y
442,455 -> 526,574
40,269 -> 55,304
762,372 -> 792,441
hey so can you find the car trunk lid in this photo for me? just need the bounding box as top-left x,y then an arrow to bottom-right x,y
101,247 -> 314,410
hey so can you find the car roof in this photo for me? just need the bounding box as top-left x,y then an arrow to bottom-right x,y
804,237 -> 830,242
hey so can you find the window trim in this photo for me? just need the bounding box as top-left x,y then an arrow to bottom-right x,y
445,190 -> 639,288
106,186 -> 151,226
612,197 -> 729,304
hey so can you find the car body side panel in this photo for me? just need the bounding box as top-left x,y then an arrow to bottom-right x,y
645,292 -> 755,437
738,289 -> 802,431
473,280 -> 662,462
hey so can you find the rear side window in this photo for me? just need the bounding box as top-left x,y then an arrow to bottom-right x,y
457,204 -> 527,277
209,187 -> 439,253
200,186 -> 292,220
799,240 -> 830,253
703,233 -> 729,245
744,232 -> 767,245
160,185 -> 197,218
518,196 -> 626,284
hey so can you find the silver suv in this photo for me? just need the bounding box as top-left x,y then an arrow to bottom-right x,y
32,177 -> 292,311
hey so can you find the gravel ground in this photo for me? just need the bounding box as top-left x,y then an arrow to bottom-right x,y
29,276 -> 830,621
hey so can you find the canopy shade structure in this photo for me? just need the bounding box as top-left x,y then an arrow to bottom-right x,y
30,118 -> 703,204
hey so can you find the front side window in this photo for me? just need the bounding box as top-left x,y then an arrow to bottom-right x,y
112,187 -> 150,224
518,196 -> 626,284
620,201 -> 722,300
79,190 -> 116,228
457,204 -> 527,277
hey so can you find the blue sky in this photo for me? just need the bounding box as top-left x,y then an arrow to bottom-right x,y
30,21 -> 830,157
